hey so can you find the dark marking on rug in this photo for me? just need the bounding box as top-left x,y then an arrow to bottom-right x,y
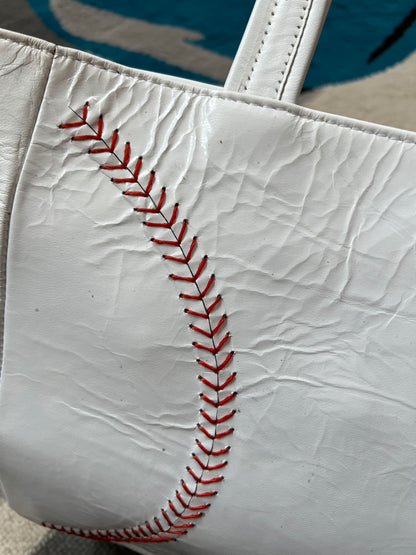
368,4 -> 416,62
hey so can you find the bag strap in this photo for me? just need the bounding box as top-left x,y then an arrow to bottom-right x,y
225,0 -> 331,102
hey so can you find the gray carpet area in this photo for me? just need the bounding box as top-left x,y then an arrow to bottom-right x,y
0,491 -> 136,555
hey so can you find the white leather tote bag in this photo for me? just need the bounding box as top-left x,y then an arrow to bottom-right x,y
1,1 -> 416,553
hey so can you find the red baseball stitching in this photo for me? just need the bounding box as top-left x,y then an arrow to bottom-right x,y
41,102 -> 236,543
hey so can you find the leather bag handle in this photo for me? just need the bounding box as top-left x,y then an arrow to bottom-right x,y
225,0 -> 331,102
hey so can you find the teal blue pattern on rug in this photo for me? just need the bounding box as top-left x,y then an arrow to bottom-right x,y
27,0 -> 416,87
307,0 -> 416,88
26,0 -> 254,83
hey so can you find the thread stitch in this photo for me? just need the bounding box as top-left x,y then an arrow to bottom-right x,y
44,102 -> 237,543
276,0 -> 311,99
55,52 -> 416,145
242,0 -> 312,99
243,1 -> 278,91
2,32 -> 415,144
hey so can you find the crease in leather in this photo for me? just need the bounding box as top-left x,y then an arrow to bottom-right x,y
0,39 -> 56,375
0,31 -> 414,144
50,45 -> 416,145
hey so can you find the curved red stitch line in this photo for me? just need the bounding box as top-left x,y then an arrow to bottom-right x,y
47,102 -> 237,543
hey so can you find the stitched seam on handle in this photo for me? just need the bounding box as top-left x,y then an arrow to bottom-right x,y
242,0 -> 312,99
41,103 -> 237,544
275,0 -> 312,100
242,0 -> 279,92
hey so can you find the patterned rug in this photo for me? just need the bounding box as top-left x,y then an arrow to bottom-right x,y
1,1 -> 415,554
0,491 -> 135,555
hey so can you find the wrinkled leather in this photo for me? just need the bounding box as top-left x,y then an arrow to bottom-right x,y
0,32 -> 54,364
226,0 -> 332,102
1,25 -> 416,555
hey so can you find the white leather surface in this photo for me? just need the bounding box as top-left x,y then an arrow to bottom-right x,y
0,32 -> 54,369
1,31 -> 416,555
226,0 -> 331,102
